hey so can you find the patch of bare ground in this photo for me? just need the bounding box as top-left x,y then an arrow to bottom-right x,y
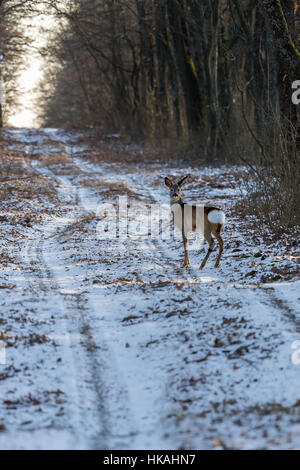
4,332 -> 52,348
58,214 -> 95,240
0,152 -> 32,182
38,154 -> 83,176
38,154 -> 73,167
0,176 -> 56,200
75,131 -> 188,165
78,177 -> 143,200
0,149 -> 60,227
231,195 -> 299,283
3,390 -> 66,408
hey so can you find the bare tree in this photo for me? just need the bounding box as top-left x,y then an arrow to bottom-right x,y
260,0 -> 300,142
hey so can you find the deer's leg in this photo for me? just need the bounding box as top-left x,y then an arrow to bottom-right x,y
214,232 -> 224,268
200,232 -> 214,270
182,232 -> 190,268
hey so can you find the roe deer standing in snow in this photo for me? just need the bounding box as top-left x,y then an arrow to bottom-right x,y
165,175 -> 225,269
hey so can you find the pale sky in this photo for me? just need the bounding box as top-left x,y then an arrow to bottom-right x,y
7,6 -> 57,128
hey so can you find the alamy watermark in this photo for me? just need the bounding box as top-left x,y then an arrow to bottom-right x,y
291,340 -> 300,365
291,80 -> 300,105
0,341 -> 5,365
95,195 -> 205,250
0,79 -> 5,105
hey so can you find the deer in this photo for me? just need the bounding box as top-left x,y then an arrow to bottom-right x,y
164,175 -> 225,269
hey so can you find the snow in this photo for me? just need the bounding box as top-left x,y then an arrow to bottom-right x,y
0,128 -> 299,450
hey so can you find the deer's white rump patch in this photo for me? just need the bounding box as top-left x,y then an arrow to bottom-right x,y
208,210 -> 225,224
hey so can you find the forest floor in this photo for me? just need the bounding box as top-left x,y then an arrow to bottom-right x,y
0,128 -> 299,450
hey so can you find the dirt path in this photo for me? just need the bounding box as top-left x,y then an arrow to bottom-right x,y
0,129 -> 299,450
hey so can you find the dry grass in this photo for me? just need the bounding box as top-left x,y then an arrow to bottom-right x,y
38,154 -> 73,167
0,153 -> 32,182
58,214 -> 95,240
0,175 -> 56,197
0,150 -> 59,226
79,130 -> 186,166
79,177 -> 142,199
232,112 -> 300,235
0,151 -> 57,201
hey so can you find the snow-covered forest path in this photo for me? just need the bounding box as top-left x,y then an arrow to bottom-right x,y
0,129 -> 299,450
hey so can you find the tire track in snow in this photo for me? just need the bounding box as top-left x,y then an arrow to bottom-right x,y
24,159 -> 155,449
61,160 -> 180,448
20,163 -> 116,448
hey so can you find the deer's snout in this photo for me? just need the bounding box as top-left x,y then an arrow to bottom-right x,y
171,192 -> 180,200
170,185 -> 181,200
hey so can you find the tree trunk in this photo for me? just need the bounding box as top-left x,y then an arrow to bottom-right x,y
167,0 -> 204,133
261,0 -> 300,141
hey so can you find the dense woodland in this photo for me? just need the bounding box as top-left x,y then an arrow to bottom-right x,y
0,0 -> 299,228
41,1 -> 300,153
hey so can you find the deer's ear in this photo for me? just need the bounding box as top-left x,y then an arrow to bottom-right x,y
178,175 -> 189,187
165,177 -> 173,188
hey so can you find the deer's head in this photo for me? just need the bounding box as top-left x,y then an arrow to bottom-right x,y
164,175 -> 189,203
